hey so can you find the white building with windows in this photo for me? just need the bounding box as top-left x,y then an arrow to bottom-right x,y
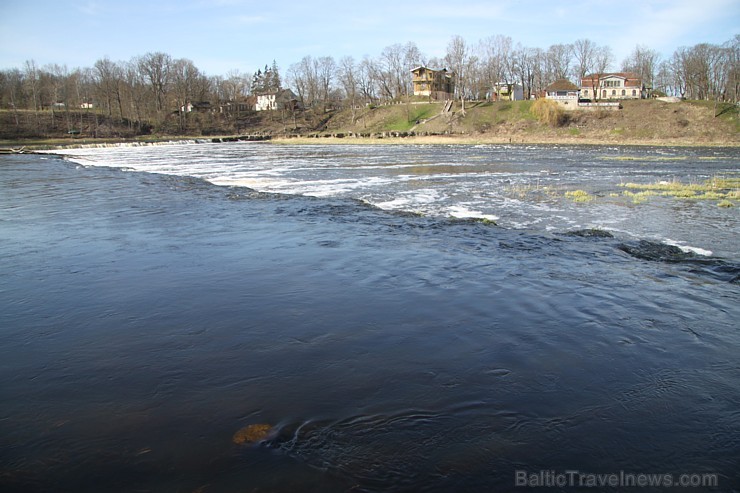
580,73 -> 645,101
255,89 -> 300,111
544,79 -> 580,109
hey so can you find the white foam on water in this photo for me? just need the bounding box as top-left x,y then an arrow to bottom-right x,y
664,239 -> 713,257
374,197 -> 412,210
42,142 -> 738,259
447,205 -> 499,222
209,177 -> 290,189
371,189 -> 444,212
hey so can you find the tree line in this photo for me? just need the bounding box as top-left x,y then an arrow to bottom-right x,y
1,34 -> 737,133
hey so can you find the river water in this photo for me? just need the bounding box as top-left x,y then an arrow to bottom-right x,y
1,143 -> 738,492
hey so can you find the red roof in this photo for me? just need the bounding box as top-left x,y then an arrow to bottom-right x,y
546,79 -> 579,92
581,72 -> 642,87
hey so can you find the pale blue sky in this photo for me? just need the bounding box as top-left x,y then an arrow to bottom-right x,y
1,0 -> 737,75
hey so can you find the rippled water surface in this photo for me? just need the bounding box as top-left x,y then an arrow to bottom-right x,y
1,144 -> 739,492
53,142 -> 740,258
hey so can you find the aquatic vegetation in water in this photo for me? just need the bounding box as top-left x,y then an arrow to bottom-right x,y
504,182 -> 559,201
623,190 -> 657,204
718,199 -> 734,208
565,190 -> 594,202
619,176 -> 739,205
233,424 -> 273,444
600,155 -> 689,161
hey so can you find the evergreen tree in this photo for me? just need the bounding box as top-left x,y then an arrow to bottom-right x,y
250,62 -> 281,94
270,60 -> 281,91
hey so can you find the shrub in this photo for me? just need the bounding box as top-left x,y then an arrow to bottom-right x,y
530,99 -> 568,127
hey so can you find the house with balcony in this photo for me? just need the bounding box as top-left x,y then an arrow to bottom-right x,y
410,66 -> 455,100
580,72 -> 645,101
544,79 -> 580,109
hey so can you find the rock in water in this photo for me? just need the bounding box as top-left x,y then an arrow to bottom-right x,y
233,424 -> 272,444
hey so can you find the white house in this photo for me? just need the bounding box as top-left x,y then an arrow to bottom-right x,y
544,79 -> 580,109
490,83 -> 524,101
255,89 -> 300,111
580,72 -> 645,101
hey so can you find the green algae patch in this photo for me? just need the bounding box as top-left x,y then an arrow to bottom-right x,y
565,190 -> 594,202
623,190 -> 657,204
619,176 -> 739,205
600,156 -> 689,162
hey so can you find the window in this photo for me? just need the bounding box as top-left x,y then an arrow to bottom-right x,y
602,90 -> 606,98
632,89 -> 637,96
612,89 -> 616,96
622,89 -> 626,96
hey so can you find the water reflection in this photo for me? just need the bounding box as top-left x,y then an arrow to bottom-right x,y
0,153 -> 738,492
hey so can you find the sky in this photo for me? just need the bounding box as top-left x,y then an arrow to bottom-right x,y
0,0 -> 737,76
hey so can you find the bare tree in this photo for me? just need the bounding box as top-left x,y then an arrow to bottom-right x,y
338,56 -> 359,123
316,56 -> 336,110
357,56 -> 378,104
402,42 -> 423,96
572,40 -> 612,100
513,44 -> 543,99
94,57 -> 124,119
24,60 -> 41,128
727,35 -> 740,102
571,39 -> 597,82
137,52 -> 173,115
221,70 -> 250,100
171,58 -> 201,131
47,63 -> 76,130
479,35 -> 513,100
545,43 -> 573,81
1,68 -> 24,130
622,45 -> 661,91
363,56 -> 393,101
288,56 -> 318,109
667,47 -> 690,98
123,61 -> 146,130
445,35 -> 473,113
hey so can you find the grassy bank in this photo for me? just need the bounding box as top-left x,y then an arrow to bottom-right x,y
2,99 -> 738,149
309,98 -> 738,145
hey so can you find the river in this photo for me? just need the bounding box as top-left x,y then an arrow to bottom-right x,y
1,143 -> 738,492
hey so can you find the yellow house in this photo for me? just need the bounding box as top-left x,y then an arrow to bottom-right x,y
410,66 -> 455,100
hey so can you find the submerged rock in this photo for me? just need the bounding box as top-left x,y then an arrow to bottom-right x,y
566,228 -> 614,238
233,424 -> 273,445
618,240 -> 696,262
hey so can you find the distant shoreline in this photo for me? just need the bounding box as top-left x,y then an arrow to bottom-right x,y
270,134 -> 740,147
5,133 -> 740,151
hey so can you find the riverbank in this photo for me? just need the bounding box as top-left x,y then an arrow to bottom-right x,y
271,133 -> 740,147
3,99 -> 738,149
7,132 -> 740,152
